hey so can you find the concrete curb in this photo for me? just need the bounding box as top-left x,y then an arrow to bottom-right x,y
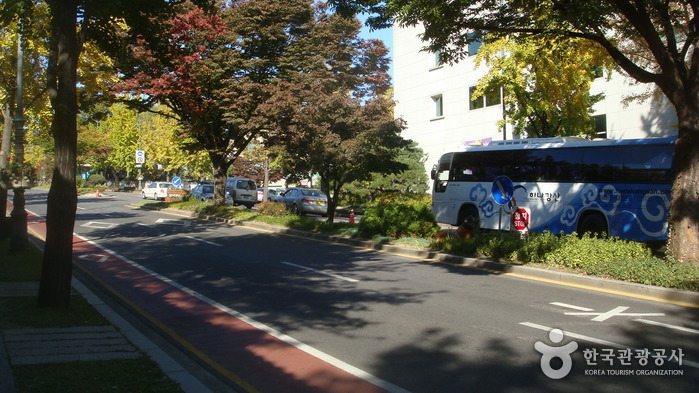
166,207 -> 699,308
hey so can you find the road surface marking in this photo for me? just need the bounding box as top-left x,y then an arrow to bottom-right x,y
78,254 -> 109,263
281,262 -> 359,283
72,237 -> 408,393
634,319 -> 699,334
550,302 -> 594,311
183,235 -> 223,247
156,218 -> 191,226
81,221 -> 118,229
565,306 -> 665,322
519,322 -> 699,368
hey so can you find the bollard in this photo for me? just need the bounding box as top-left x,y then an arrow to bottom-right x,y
349,208 -> 355,224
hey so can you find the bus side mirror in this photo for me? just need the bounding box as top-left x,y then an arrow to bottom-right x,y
430,165 -> 437,180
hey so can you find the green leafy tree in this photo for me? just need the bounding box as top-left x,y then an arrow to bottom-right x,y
332,0 -> 699,265
474,36 -> 614,138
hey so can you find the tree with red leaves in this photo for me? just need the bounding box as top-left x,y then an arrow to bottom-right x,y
116,0 -> 314,205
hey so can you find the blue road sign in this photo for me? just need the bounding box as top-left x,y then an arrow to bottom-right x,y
492,175 -> 514,205
172,177 -> 182,186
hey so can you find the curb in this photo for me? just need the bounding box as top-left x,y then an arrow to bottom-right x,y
154,206 -> 699,308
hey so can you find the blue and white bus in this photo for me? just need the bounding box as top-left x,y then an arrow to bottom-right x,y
431,136 -> 676,241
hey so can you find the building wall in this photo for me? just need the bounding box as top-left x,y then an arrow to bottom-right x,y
393,24 -> 678,177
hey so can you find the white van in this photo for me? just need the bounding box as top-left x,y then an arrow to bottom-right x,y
225,177 -> 258,208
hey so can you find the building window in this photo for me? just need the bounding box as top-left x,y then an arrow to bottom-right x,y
469,86 -> 484,110
469,86 -> 501,110
467,32 -> 482,56
433,49 -> 443,69
593,114 -> 607,138
432,94 -> 444,118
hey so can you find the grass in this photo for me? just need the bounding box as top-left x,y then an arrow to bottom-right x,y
0,238 -> 184,393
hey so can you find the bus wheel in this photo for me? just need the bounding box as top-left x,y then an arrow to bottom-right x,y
457,207 -> 480,239
578,213 -> 608,238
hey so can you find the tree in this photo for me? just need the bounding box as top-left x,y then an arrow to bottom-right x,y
474,36 -> 614,138
273,13 -> 410,222
332,0 -> 699,265
116,0 -> 314,205
1,0 -> 214,308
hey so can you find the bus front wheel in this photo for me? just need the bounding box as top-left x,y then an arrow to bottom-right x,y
577,213 -> 608,238
458,206 -> 480,236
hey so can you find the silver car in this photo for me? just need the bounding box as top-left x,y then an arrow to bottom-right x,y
275,188 -> 328,216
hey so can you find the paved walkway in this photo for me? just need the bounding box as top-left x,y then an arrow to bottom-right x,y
0,279 -> 217,393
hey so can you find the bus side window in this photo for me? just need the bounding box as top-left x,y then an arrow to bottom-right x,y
545,148 -> 583,182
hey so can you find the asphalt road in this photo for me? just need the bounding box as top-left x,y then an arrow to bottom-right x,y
19,188 -> 699,393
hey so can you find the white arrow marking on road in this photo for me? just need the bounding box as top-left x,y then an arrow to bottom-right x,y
281,261 -> 359,283
634,319 -> 699,335
550,302 -> 594,311
565,306 -> 665,322
78,254 -> 109,263
183,235 -> 223,247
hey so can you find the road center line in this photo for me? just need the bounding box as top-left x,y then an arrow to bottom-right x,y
183,235 -> 223,247
281,261 -> 359,283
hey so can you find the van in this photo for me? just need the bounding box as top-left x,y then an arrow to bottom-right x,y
225,177 -> 258,208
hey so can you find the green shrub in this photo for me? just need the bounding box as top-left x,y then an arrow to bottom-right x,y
358,201 -> 439,239
542,234 -> 652,269
85,174 -> 106,187
584,257 -> 699,290
257,201 -> 289,217
75,176 -> 85,188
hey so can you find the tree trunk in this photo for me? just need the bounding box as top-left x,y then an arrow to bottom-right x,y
210,152 -> 230,206
667,127 -> 699,265
37,0 -> 79,308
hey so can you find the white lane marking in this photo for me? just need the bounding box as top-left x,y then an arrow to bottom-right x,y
81,221 -> 118,229
72,235 -> 408,393
155,218 -> 191,226
550,302 -> 594,311
281,261 -> 359,283
634,319 -> 699,335
183,235 -> 223,247
520,322 -> 699,369
565,306 -> 665,322
137,223 -> 154,228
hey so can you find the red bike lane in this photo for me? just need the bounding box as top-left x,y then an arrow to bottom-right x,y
15,204 -> 407,393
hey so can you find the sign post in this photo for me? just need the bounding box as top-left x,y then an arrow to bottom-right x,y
135,150 -> 145,189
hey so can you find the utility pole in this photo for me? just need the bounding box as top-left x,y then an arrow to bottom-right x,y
10,32 -> 28,252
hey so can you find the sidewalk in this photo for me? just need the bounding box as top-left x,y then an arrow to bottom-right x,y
0,278 -> 221,393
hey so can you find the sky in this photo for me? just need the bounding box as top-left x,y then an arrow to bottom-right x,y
358,17 -> 394,78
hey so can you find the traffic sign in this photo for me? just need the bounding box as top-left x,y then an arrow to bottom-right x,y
512,207 -> 530,233
172,177 -> 182,187
135,150 -> 145,164
492,175 -> 514,205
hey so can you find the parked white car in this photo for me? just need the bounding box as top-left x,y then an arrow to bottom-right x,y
141,182 -> 174,200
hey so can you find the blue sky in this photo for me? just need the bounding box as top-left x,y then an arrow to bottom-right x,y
358,18 -> 394,78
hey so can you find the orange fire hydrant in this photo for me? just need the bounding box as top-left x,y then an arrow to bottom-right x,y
349,209 -> 355,224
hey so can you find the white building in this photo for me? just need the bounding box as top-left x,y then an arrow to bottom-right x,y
393,24 -> 678,176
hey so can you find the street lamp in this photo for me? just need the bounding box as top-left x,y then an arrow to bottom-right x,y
10,32 -> 28,252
